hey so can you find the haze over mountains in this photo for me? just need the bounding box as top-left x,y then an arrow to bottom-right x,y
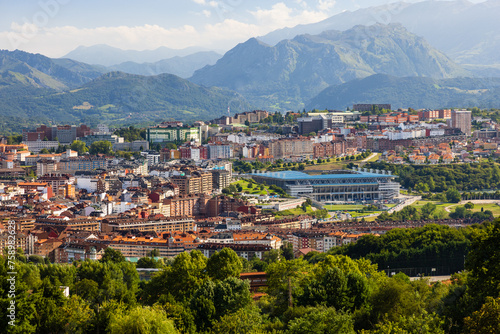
107,51 -> 221,78
307,74 -> 500,111
259,0 -> 500,69
1,0 -> 500,132
190,23 -> 468,110
0,50 -> 250,132
62,44 -> 220,66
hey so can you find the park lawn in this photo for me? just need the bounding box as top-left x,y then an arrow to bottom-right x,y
365,153 -> 381,162
362,215 -> 379,222
350,211 -> 382,218
401,200 -> 450,219
462,203 -> 500,217
232,180 -> 271,195
324,204 -> 366,211
275,206 -> 316,217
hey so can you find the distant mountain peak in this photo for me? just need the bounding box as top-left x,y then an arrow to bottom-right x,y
190,23 -> 467,111
62,44 -> 219,66
258,0 -> 499,67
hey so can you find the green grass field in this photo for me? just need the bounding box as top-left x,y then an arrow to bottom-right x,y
447,202 -> 500,216
364,153 -> 381,162
324,204 -> 366,211
232,179 -> 286,196
275,206 -> 316,217
350,211 -> 382,218
409,200 -> 450,218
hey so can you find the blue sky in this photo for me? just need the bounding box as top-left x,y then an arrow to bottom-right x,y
0,0 -> 486,57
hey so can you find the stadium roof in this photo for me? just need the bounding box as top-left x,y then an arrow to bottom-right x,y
246,171 -> 395,180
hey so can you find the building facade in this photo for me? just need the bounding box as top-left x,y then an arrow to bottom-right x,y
450,110 -> 472,136
247,169 -> 400,202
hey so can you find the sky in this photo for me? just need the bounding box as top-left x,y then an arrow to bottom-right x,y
0,0 -> 487,58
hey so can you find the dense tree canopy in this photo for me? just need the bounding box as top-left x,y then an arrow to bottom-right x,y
367,161 -> 500,193
89,140 -> 113,155
1,221 -> 500,334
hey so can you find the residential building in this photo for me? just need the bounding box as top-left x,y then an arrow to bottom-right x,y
147,124 -> 200,143
450,110 -> 472,136
198,243 -> 272,260
101,217 -> 195,233
268,138 -> 313,159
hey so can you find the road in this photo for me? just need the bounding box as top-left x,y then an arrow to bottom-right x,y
360,152 -> 378,162
326,195 -> 421,221
387,195 -> 422,214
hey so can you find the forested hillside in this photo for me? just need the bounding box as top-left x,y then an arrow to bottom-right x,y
366,161 -> 500,192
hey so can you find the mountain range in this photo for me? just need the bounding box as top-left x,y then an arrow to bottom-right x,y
107,51 -> 221,78
0,49 -> 103,90
1,14 -> 500,133
259,0 -> 500,69
190,23 -> 468,110
0,50 -> 250,133
306,74 -> 500,111
60,45 -> 222,78
62,44 -> 220,66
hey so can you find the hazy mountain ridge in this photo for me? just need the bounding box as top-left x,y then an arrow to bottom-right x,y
190,23 -> 468,110
258,0 -> 500,68
62,44 -> 219,67
107,51 -> 222,78
0,49 -> 104,90
306,74 -> 500,110
0,49 -> 251,132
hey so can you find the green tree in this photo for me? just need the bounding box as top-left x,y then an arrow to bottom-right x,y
76,260 -> 139,305
206,248 -> 243,281
266,258 -> 313,313
365,311 -> 445,334
90,140 -> 113,155
74,278 -> 99,305
143,250 -> 207,304
466,221 -> 500,305
463,296 -> 500,334
70,140 -> 89,155
421,203 -> 437,220
108,305 -> 178,334
211,305 -> 263,334
100,247 -> 126,263
137,257 -> 163,269
446,187 -> 461,203
287,306 -> 355,334
450,206 -> 468,219
262,249 -> 280,264
281,243 -> 294,261
464,202 -> 475,210
190,277 -> 252,332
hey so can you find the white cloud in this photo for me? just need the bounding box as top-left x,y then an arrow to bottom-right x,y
250,2 -> 330,30
192,0 -> 217,7
0,2 -> 337,57
318,0 -> 336,11
0,23 -> 200,57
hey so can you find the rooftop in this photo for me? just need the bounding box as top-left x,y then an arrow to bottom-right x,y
247,170 -> 395,180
